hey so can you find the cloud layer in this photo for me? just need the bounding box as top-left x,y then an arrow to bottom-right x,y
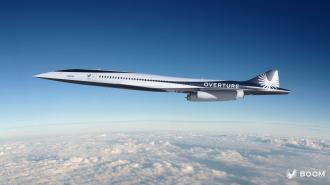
0,132 -> 329,184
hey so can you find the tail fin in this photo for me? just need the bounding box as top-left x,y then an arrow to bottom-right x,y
246,69 -> 280,89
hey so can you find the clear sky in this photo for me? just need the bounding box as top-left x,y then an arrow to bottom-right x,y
0,0 -> 329,137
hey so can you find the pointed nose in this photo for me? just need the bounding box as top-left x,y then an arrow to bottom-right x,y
34,73 -> 44,78
33,72 -> 55,79
34,73 -> 47,78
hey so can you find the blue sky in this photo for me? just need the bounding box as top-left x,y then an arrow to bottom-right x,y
0,0 -> 329,136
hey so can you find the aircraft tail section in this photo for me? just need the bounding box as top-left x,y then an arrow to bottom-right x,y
246,69 -> 280,89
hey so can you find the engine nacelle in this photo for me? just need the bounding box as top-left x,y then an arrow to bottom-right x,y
187,90 -> 244,102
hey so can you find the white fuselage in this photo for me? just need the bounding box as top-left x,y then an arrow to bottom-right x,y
35,71 -> 219,92
35,69 -> 289,101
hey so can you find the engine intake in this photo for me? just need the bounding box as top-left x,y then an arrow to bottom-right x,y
187,90 -> 244,102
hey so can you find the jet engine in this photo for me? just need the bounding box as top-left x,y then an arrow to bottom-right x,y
186,90 -> 244,102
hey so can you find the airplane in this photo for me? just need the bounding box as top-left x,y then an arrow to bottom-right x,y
34,69 -> 290,102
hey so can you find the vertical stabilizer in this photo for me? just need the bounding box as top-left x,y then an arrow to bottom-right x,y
247,70 -> 280,89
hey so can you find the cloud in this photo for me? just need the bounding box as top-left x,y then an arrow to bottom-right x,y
215,150 -> 246,164
181,164 -> 194,174
0,132 -> 328,185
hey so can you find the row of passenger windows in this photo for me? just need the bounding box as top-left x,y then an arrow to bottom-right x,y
98,75 -> 169,82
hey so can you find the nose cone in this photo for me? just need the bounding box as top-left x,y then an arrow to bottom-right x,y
34,72 -> 56,79
34,73 -> 46,78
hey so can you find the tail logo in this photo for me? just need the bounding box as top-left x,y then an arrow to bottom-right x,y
258,72 -> 279,89
286,169 -> 297,179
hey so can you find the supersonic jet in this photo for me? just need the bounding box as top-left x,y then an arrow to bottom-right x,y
34,69 -> 290,102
